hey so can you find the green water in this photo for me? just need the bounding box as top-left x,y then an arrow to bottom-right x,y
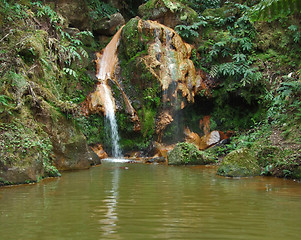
0,161 -> 301,240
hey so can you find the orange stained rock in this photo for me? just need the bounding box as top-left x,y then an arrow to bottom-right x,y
155,111 -> 174,142
184,128 -> 222,150
138,19 -> 203,105
199,115 -> 211,135
90,144 -> 108,159
154,142 -> 175,159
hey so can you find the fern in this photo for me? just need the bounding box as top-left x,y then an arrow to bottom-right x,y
175,16 -> 207,41
247,0 -> 301,22
87,0 -> 118,19
63,68 -> 78,78
233,53 -> 246,62
288,25 -> 300,43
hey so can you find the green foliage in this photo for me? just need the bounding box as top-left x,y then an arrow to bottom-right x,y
266,77 -> 301,125
288,24 -> 300,43
120,18 -> 145,59
87,0 -> 118,19
75,114 -> 105,145
63,67 -> 78,78
247,0 -> 301,22
179,0 -> 221,13
195,3 -> 266,107
175,16 -> 207,40
0,120 -> 54,169
0,95 -> 13,117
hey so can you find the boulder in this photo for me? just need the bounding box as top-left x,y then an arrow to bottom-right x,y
167,142 -> 214,165
185,128 -> 223,150
217,148 -> 261,177
90,144 -> 108,160
35,101 -> 100,171
138,0 -> 198,29
46,0 -> 90,30
93,13 -> 125,36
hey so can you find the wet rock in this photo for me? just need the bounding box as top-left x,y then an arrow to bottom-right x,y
145,157 -> 166,164
138,0 -> 198,28
119,18 -> 204,104
117,18 -> 206,138
152,142 -> 175,159
93,13 -> 125,36
185,128 -> 222,150
167,142 -> 214,165
217,148 -> 261,177
156,111 -> 174,142
124,151 -> 143,158
0,163 -> 44,185
90,144 -> 108,161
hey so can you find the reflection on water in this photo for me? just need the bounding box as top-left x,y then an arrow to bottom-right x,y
0,162 -> 301,240
99,166 -> 120,237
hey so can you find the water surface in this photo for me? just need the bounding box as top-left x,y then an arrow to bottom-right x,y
0,161 -> 301,240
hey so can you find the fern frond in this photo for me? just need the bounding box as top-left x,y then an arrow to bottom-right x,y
248,0 -> 301,22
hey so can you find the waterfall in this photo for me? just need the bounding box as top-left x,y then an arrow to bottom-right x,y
96,27 -> 124,157
102,81 -> 122,157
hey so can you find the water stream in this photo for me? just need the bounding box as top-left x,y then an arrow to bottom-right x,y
102,82 -> 122,157
96,27 -> 124,157
0,161 -> 300,240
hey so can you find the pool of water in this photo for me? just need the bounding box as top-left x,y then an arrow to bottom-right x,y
0,160 -> 301,240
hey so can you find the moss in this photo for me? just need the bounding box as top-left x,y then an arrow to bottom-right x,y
76,114 -> 105,145
168,142 -> 214,165
217,148 -> 261,177
120,17 -> 144,60
0,106 -> 59,184
139,0 -> 198,25
15,30 -> 48,65
140,107 -> 157,138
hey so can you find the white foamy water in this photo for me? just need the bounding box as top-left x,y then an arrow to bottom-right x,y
102,83 -> 122,157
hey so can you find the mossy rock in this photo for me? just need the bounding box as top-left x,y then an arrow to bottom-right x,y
138,0 -> 198,28
120,17 -> 145,60
15,30 -> 48,64
0,107 -> 60,185
167,142 -> 214,165
217,148 -> 261,177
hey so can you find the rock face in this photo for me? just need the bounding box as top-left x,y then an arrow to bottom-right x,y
217,148 -> 261,177
138,0 -> 198,28
184,128 -> 231,150
93,13 -> 125,36
117,18 -> 206,142
0,84 -> 100,185
83,17 -> 207,148
37,111 -> 100,170
167,142 -> 214,165
90,144 -> 108,159
46,0 -> 89,30
120,18 -> 203,103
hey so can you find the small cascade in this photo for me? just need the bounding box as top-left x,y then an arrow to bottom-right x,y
102,81 -> 122,157
96,27 -> 124,157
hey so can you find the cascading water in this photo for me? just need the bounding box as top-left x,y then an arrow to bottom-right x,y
96,27 -> 124,157
102,80 -> 122,157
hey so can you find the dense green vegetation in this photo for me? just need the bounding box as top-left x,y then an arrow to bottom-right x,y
0,0 -> 300,184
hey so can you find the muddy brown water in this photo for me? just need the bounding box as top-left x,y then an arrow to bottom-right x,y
0,160 -> 301,240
